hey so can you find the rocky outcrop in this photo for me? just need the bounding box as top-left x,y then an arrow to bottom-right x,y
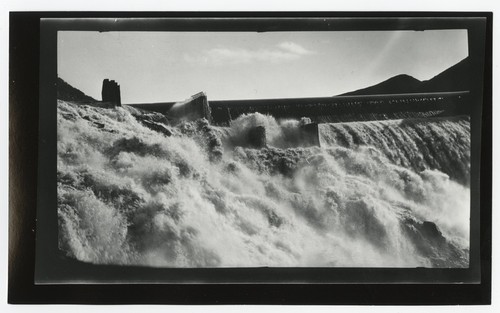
402,218 -> 467,268
140,120 -> 173,137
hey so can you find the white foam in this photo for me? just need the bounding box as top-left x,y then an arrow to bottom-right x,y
57,100 -> 470,268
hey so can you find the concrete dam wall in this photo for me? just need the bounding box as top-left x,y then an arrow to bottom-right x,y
110,79 -> 469,148
209,91 -> 470,126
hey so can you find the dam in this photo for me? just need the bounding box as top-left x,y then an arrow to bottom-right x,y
102,79 -> 470,148
128,90 -> 469,125
209,91 -> 470,125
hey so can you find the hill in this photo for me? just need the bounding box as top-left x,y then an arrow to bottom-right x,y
341,57 -> 471,96
418,57 -> 471,93
341,74 -> 422,96
57,77 -> 96,102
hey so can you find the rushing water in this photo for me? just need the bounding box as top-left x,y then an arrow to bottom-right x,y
57,100 -> 470,268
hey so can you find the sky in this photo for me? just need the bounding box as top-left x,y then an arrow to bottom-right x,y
58,30 -> 468,104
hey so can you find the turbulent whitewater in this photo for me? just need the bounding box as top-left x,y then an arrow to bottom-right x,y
57,100 -> 470,268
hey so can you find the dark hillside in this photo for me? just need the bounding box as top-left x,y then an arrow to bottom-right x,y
340,57 -> 471,96
419,57 -> 471,93
341,74 -> 422,96
57,77 -> 96,102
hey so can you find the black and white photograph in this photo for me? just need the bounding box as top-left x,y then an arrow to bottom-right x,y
6,8 -> 493,306
55,24 -> 473,269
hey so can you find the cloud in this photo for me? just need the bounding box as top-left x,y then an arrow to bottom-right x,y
184,41 -> 315,65
277,41 -> 314,55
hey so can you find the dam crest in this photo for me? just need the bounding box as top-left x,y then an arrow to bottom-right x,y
97,78 -> 470,148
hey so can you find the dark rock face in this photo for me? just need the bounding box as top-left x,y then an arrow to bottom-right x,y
102,79 -> 121,106
140,120 -> 173,137
402,218 -> 467,268
195,119 -> 223,162
420,221 -> 445,243
82,115 -> 106,130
